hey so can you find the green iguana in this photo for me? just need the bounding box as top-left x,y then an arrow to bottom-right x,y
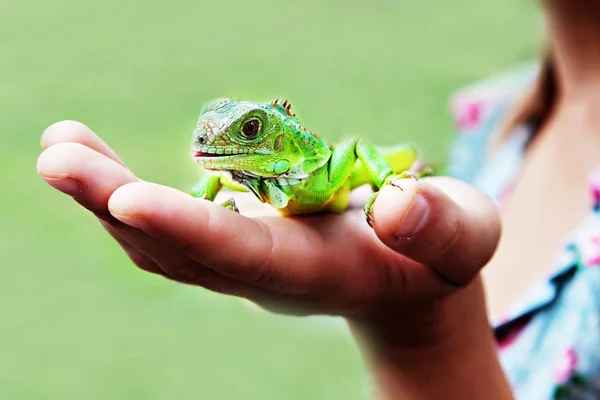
189,98 -> 429,225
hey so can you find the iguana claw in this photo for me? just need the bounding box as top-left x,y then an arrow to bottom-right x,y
365,209 -> 375,227
221,198 -> 239,213
363,169 -> 431,227
388,171 -> 418,191
364,192 -> 379,227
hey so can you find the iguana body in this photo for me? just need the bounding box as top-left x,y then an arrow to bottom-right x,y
190,98 -> 427,222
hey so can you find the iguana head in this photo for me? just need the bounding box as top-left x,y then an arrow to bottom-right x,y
191,98 -> 331,179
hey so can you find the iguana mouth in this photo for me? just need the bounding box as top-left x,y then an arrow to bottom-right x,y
192,144 -> 265,158
191,150 -> 230,158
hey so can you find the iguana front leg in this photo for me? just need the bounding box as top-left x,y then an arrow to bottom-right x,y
328,136 -> 425,226
191,173 -> 239,213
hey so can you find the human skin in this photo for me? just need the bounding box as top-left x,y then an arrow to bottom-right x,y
36,122 -> 512,399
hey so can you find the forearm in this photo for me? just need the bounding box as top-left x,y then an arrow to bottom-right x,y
349,278 -> 514,400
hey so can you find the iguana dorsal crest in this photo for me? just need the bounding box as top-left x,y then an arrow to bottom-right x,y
270,98 -> 295,117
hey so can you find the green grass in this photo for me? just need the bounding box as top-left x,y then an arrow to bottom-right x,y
1,0 -> 541,398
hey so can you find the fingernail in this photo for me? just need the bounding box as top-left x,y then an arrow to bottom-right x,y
41,177 -> 82,196
393,193 -> 430,237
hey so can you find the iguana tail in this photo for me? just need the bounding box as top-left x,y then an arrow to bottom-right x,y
349,144 -> 419,190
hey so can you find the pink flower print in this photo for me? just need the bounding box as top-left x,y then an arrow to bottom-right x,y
553,347 -> 578,386
455,101 -> 484,131
591,184 -> 600,207
580,233 -> 600,267
588,168 -> 600,207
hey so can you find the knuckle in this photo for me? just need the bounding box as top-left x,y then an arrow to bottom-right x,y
437,212 -> 463,258
243,222 -> 291,292
128,252 -> 162,275
235,258 -> 283,289
167,258 -> 207,284
429,212 -> 477,288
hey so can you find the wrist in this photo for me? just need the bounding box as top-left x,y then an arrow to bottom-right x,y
347,277 -> 513,400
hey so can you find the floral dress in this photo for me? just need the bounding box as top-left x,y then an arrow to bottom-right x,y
447,63 -> 600,399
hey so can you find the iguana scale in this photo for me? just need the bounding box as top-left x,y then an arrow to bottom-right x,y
189,98 -> 429,225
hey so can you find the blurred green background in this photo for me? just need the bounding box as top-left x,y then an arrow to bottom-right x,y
1,0 -> 541,398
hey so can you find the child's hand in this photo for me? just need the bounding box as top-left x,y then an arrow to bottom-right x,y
37,120 -> 510,399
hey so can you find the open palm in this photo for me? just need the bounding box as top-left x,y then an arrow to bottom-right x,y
37,120 -> 501,324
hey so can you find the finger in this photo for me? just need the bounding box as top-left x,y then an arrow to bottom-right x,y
107,181 -> 326,293
371,177 -> 501,287
37,140 -> 168,274
104,214 -> 320,314
104,218 -> 269,299
41,120 -> 125,166
99,220 -> 167,276
39,121 -> 172,275
37,142 -> 139,218
101,216 -> 271,301
39,121 -> 170,276
36,140 -> 264,296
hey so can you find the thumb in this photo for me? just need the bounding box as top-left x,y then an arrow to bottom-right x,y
371,177 -> 501,287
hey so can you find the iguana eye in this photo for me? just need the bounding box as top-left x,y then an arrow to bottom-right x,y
241,119 -> 261,139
